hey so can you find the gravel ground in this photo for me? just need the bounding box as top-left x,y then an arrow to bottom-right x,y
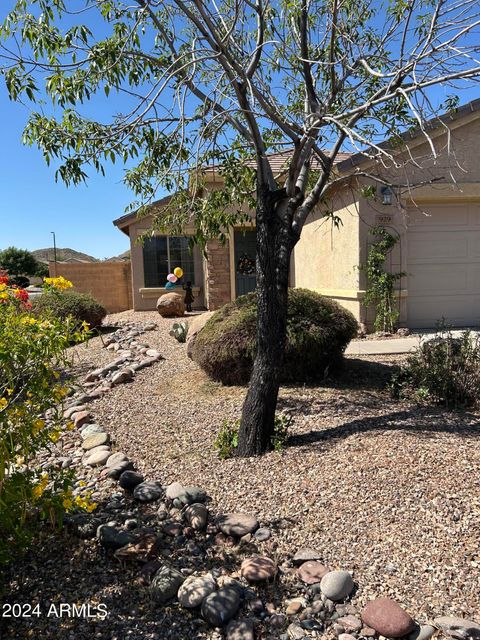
2,310 -> 479,639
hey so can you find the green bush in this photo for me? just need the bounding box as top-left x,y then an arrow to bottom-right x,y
391,327 -> 480,409
31,289 -> 107,329
214,419 -> 239,459
192,288 -> 358,385
214,413 -> 293,458
0,275 -> 93,565
271,413 -> 293,452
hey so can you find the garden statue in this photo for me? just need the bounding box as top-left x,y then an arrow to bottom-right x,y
183,281 -> 195,312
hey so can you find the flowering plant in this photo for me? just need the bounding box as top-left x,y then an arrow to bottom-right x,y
0,271 -> 93,564
43,275 -> 73,291
0,269 -> 31,309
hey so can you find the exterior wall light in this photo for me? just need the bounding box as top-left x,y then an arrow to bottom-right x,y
381,186 -> 393,205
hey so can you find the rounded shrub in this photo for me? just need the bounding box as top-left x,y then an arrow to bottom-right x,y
31,290 -> 107,329
391,329 -> 480,408
191,288 -> 358,385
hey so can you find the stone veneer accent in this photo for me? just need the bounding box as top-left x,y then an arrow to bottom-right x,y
204,239 -> 231,309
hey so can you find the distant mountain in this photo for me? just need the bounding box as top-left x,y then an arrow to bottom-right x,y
32,248 -> 99,264
107,249 -> 131,262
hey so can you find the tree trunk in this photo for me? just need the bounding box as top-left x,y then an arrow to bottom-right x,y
237,185 -> 294,457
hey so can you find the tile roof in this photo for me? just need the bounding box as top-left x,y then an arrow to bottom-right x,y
113,150 -> 351,229
113,99 -> 480,229
251,149 -> 352,174
204,148 -> 353,175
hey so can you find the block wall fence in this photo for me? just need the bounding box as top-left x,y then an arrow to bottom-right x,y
48,261 -> 133,313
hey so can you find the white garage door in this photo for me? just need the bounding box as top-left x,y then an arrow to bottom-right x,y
407,202 -> 480,328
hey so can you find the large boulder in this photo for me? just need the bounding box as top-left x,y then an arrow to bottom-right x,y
156,292 -> 185,318
186,311 -> 214,359
191,288 -> 358,385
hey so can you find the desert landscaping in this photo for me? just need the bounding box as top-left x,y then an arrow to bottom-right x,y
2,311 -> 479,640
2,2 -> 480,638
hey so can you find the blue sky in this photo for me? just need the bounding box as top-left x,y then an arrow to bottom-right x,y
0,3 -> 136,259
0,86 -> 133,259
1,2 -> 479,260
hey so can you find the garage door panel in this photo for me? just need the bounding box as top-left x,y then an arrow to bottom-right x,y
408,231 -> 468,261
467,263 -> 480,288
471,206 -> 480,225
407,203 -> 480,328
468,235 -> 480,257
409,263 -> 469,292
409,206 -> 469,226
408,295 -> 480,328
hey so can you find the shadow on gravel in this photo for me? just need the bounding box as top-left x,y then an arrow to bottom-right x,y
278,358 -> 399,395
333,357 -> 401,390
286,406 -> 480,452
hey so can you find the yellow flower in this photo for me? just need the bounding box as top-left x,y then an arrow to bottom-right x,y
66,420 -> 75,431
0,398 -> 7,410
0,292 -> 8,300
0,283 -> 6,292
49,429 -> 60,443
85,501 -> 97,513
32,419 -> 45,435
32,474 -> 49,500
32,485 -> 43,500
62,488 -> 74,511
74,494 -> 97,513
44,276 -> 73,290
22,316 -> 37,325
52,385 -> 69,402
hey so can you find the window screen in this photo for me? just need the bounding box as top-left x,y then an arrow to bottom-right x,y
169,237 -> 195,284
143,236 -> 195,287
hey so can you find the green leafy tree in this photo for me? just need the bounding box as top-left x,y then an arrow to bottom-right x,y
1,0 -> 479,455
35,261 -> 49,278
0,247 -> 41,279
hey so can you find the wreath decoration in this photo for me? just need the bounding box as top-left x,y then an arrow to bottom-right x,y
237,254 -> 255,275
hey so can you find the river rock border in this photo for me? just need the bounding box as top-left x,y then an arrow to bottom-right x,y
38,320 -> 480,640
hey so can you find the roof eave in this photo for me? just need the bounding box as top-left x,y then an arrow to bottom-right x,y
336,97 -> 480,175
112,194 -> 173,232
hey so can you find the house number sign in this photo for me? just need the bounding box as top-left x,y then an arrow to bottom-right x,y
375,214 -> 393,225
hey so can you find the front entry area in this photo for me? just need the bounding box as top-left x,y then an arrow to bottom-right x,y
234,228 -> 256,296
407,202 -> 480,328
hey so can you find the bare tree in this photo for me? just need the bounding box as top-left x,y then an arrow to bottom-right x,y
1,0 -> 480,455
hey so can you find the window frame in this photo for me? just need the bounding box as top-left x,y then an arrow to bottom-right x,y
143,235 -> 195,288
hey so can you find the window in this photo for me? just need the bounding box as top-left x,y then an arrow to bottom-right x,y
143,236 -> 195,287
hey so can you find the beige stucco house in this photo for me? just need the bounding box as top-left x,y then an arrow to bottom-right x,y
114,98 -> 480,329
